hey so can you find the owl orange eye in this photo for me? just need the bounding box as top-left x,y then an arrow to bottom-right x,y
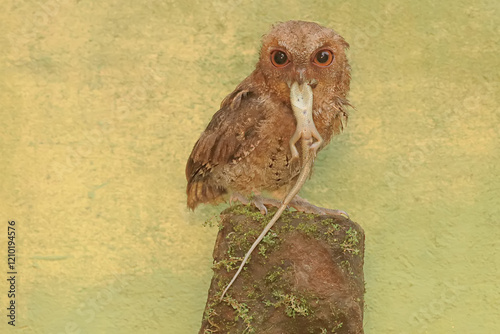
313,49 -> 334,67
271,50 -> 290,67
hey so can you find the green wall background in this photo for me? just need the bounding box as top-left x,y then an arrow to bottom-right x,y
1,1 -> 499,333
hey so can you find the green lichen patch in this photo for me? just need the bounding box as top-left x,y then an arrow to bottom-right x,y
265,265 -> 286,283
296,222 -> 319,236
223,295 -> 256,333
267,290 -> 312,318
340,260 -> 355,276
341,227 -> 360,256
229,204 -> 267,223
203,215 -> 224,230
212,256 -> 243,272
321,320 -> 344,333
258,230 -> 279,258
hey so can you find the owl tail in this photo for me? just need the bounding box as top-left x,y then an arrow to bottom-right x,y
186,181 -> 227,210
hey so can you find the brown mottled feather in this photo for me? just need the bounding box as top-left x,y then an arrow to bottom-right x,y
186,76 -> 265,209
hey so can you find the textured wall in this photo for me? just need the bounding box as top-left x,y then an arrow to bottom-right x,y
1,1 -> 498,333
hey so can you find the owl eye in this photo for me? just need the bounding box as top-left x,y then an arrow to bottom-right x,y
313,49 -> 334,67
271,50 -> 290,67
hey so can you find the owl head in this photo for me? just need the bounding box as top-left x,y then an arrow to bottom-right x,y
256,21 -> 351,110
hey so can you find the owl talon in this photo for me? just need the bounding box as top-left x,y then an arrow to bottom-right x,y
230,193 -> 270,215
289,195 -> 349,218
250,196 -> 268,215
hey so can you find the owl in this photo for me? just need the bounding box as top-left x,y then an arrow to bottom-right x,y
186,20 -> 351,214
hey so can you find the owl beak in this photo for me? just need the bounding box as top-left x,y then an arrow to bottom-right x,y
296,68 -> 306,85
293,68 -> 317,88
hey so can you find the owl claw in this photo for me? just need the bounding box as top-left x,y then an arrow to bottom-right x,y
229,193 -> 269,215
290,195 -> 349,218
255,202 -> 268,215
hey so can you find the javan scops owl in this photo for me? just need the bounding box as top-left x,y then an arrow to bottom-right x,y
186,20 -> 351,213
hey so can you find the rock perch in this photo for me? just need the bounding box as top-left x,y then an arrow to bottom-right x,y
199,205 -> 365,334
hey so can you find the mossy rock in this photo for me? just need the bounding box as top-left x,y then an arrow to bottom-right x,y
200,205 -> 365,334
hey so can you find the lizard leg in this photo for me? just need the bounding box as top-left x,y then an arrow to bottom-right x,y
289,131 -> 301,161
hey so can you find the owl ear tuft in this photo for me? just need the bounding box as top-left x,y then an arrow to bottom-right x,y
334,33 -> 350,50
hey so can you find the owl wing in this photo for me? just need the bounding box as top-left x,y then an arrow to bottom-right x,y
185,77 -> 266,209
